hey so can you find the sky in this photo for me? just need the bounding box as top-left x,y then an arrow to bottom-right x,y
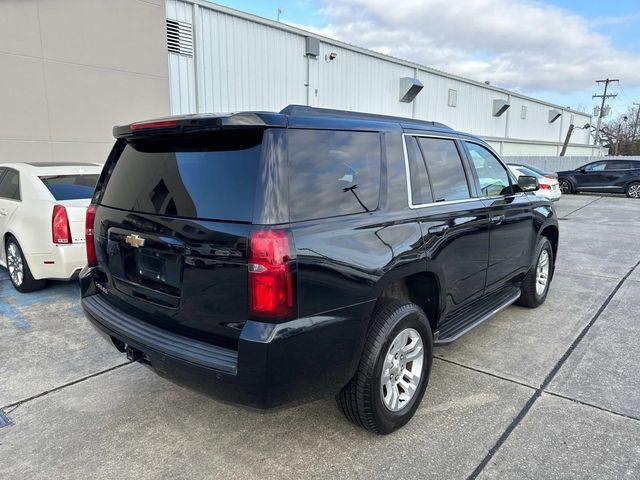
210,0 -> 640,119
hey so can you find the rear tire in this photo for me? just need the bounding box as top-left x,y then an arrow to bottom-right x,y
336,298 -> 433,434
626,182 -> 640,199
517,237 -> 553,308
5,236 -> 46,293
558,179 -> 573,194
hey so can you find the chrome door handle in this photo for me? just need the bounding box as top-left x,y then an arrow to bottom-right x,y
428,224 -> 449,236
491,215 -> 505,224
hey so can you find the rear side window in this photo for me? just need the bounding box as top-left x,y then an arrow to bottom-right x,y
605,161 -> 632,170
0,169 -> 20,200
40,174 -> 99,200
99,130 -> 262,222
287,130 -> 381,222
416,137 -> 470,202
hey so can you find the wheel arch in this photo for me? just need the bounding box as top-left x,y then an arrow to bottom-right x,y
373,269 -> 441,334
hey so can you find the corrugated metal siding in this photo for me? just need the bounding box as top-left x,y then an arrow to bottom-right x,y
313,43 -> 415,116
196,8 -> 307,112
166,0 -> 195,114
166,0 -> 596,155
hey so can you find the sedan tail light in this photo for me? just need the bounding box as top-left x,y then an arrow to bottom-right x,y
248,229 -> 296,321
85,204 -> 97,267
52,205 -> 71,244
539,184 -> 551,190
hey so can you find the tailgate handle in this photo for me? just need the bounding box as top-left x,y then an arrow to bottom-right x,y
428,224 -> 449,236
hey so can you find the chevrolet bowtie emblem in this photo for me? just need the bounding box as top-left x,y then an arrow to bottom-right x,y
125,234 -> 145,248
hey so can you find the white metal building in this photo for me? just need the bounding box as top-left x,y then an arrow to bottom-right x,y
0,0 -> 598,165
166,0 -> 598,156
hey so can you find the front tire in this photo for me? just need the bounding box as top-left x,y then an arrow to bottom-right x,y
517,237 -> 553,308
336,299 -> 433,434
559,179 -> 573,194
5,236 -> 46,293
626,182 -> 640,199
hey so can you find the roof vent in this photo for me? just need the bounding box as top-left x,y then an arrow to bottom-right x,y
549,109 -> 562,123
399,77 -> 423,103
166,19 -> 193,57
493,99 -> 510,117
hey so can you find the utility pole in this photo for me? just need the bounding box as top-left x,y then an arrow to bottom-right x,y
560,124 -> 575,157
592,78 -> 618,145
632,102 -> 640,142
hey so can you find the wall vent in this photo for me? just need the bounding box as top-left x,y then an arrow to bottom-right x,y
166,19 -> 193,57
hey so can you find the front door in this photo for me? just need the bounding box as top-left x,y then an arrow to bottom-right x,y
463,142 -> 534,288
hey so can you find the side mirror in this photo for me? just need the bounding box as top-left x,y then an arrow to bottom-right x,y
578,167 -> 586,173
518,175 -> 539,192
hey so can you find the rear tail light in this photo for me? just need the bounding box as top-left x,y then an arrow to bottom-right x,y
85,204 -> 97,267
248,229 -> 296,321
540,183 -> 551,190
52,205 -> 71,244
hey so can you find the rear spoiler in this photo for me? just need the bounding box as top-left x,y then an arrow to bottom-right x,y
113,112 -> 287,139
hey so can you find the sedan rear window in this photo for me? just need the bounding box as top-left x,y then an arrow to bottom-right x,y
40,174 -> 99,200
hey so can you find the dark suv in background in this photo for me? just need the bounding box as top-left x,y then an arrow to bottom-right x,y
558,159 -> 640,198
81,106 -> 559,434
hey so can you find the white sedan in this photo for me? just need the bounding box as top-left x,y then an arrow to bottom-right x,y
0,162 -> 102,292
508,164 -> 561,201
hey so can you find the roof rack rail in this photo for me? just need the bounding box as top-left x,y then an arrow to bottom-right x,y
280,104 -> 451,130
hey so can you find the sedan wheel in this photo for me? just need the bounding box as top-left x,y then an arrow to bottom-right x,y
7,241 -> 24,286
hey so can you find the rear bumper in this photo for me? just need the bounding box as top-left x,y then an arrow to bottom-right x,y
27,244 -> 86,280
80,268 -> 371,409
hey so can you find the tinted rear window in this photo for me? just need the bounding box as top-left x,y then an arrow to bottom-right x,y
287,129 -> 381,222
100,131 -> 263,222
40,174 -> 99,200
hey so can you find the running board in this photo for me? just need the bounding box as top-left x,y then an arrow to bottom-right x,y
434,287 -> 521,345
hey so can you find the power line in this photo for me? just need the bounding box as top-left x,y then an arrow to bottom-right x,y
593,78 -> 619,145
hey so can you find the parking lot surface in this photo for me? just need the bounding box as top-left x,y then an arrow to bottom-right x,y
1,195 -> 639,479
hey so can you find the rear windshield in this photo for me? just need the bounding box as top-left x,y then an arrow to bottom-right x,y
40,174 -> 99,200
99,131 -> 263,222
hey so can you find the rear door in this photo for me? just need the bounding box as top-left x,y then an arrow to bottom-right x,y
463,141 -> 534,288
92,129 -> 265,349
406,134 -> 490,311
0,168 -> 22,261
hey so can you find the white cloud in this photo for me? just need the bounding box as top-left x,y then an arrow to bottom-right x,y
298,0 -> 640,93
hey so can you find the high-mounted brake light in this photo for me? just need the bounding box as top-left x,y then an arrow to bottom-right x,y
52,205 -> 71,244
248,230 -> 295,321
129,119 -> 178,131
85,204 -> 97,267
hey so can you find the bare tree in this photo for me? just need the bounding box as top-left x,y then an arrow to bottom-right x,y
602,106 -> 640,155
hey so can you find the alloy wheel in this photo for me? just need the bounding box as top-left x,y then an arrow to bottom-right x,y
559,180 -> 571,194
536,249 -> 550,296
7,242 -> 24,286
628,184 -> 640,198
381,327 -> 424,412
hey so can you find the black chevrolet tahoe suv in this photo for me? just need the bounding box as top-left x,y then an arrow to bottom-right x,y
81,105 -> 558,434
